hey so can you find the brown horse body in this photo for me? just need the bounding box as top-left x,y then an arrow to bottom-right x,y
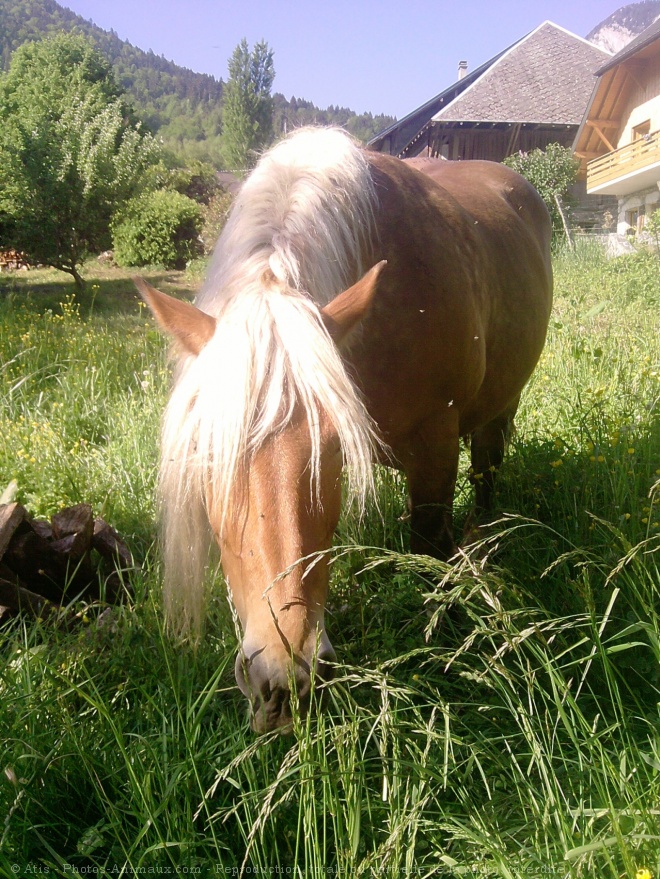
139,129 -> 552,733
355,153 -> 552,556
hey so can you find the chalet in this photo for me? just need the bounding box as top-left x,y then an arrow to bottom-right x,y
368,22 -> 611,164
573,18 -> 660,235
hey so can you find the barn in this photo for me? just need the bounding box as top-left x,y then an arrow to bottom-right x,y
368,22 -> 610,164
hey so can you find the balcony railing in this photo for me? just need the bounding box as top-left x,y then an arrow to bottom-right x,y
587,128 -> 660,190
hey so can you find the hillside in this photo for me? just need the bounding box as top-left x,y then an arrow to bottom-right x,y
588,0 -> 660,53
0,0 -> 395,164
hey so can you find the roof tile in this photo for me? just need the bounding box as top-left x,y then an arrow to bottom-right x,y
431,23 -> 609,125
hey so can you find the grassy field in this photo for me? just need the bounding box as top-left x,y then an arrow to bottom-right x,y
0,244 -> 659,877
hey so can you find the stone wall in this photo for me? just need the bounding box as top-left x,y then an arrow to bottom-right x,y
569,180 -> 619,234
616,184 -> 660,235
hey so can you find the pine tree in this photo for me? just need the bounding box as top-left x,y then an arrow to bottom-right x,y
222,39 -> 274,173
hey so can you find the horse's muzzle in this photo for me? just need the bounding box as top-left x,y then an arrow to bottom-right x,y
234,641 -> 336,733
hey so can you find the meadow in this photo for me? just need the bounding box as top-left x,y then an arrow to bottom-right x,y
0,241 -> 659,877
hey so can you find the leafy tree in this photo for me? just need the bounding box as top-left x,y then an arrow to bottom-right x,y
503,144 -> 580,246
0,32 -> 159,286
222,38 -> 275,172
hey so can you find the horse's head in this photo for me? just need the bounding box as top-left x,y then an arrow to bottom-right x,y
136,263 -> 384,732
218,402 -> 342,732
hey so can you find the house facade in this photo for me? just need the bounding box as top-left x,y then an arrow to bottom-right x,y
573,18 -> 660,236
368,22 -> 610,165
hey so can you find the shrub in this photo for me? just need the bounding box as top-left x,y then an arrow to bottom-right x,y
503,143 -> 579,245
200,189 -> 234,254
171,160 -> 222,205
111,189 -> 203,269
644,207 -> 660,253
142,158 -> 222,206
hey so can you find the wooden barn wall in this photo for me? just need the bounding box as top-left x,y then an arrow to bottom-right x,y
426,126 -> 576,161
379,116 -> 431,155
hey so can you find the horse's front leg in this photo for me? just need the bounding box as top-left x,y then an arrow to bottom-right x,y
404,412 -> 460,560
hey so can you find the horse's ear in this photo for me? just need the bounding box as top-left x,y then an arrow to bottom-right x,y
134,277 -> 216,356
321,260 -> 386,346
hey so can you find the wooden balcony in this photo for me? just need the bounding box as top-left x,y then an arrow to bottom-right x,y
587,128 -> 660,194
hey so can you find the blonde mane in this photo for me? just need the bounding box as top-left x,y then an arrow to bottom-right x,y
159,128 -> 381,633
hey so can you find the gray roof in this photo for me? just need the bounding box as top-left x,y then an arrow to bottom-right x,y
432,22 -> 611,125
367,49 -> 509,149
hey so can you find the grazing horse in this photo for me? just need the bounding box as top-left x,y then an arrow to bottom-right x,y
137,127 -> 552,733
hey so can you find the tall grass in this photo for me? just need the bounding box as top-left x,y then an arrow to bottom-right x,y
0,245 -> 659,876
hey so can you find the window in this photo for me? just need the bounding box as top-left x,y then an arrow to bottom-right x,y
632,120 -> 651,141
625,206 -> 646,234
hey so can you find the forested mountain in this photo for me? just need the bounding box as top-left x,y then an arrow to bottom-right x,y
0,0 -> 225,160
273,94 -> 396,149
0,0 -> 395,165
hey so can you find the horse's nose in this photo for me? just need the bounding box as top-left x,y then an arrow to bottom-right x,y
234,643 -> 336,733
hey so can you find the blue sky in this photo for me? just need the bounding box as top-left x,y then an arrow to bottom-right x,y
60,0 -> 620,118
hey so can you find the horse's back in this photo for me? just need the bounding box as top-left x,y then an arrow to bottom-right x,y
359,153 -> 553,442
403,156 -> 552,276
370,153 -> 552,301
406,158 -> 554,433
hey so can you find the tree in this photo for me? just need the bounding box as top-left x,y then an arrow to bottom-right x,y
0,33 -> 159,286
503,144 -> 580,247
222,39 -> 275,172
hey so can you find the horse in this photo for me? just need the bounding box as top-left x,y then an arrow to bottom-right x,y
137,127 -> 552,733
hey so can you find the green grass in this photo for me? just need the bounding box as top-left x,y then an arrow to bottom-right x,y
0,246 -> 659,876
